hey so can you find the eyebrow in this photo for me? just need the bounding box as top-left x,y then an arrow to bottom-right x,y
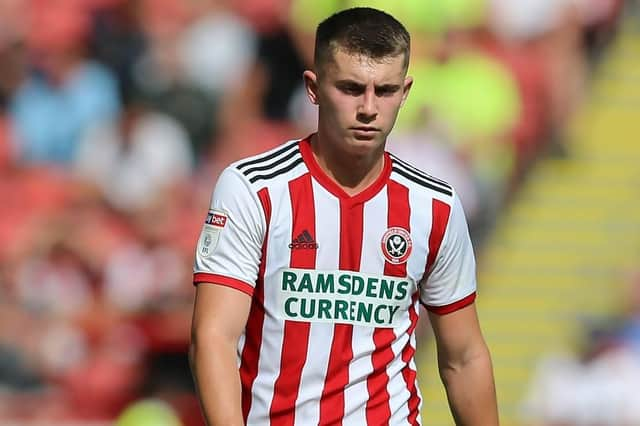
335,80 -> 402,92
376,83 -> 402,92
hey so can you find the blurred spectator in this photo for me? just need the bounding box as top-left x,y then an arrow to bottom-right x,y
477,34 -> 550,178
234,0 -> 292,34
521,346 -> 640,425
0,168 -> 73,261
74,95 -> 193,213
131,0 -> 223,157
178,1 -> 257,97
521,268 -> 640,425
101,209 -> 190,313
255,27 -> 306,121
617,269 -> 640,356
489,0 -> 588,148
89,0 -> 148,100
9,0 -> 120,166
13,237 -> 95,317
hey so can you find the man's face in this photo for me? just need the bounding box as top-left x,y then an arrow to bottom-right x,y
304,48 -> 412,156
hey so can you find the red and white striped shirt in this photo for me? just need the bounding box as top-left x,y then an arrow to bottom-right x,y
194,136 -> 477,425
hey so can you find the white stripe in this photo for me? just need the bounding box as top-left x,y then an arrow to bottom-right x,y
294,180 -> 341,425
406,183 -> 434,284
237,333 -> 246,368
359,187 -> 389,276
343,327 -> 375,426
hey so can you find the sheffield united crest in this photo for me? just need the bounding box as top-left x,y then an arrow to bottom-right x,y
381,227 -> 412,264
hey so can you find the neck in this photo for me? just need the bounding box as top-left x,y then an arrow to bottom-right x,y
310,132 -> 386,196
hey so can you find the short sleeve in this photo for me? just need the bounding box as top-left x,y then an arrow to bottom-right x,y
420,193 -> 477,314
193,167 -> 266,296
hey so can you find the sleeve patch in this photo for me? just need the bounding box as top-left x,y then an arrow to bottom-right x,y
205,210 -> 228,227
198,210 -> 228,258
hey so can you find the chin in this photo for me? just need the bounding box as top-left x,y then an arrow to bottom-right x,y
346,134 -> 385,154
352,133 -> 378,141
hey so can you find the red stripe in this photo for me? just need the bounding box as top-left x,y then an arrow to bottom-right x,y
401,292 -> 421,426
384,181 -> 411,277
366,180 -> 410,423
423,291 -> 476,315
318,200 -> 363,425
240,187 -> 271,423
424,199 -> 451,277
269,174 -> 316,425
192,273 -> 254,296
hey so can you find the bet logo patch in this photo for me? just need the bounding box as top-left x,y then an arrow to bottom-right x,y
205,211 -> 227,227
199,209 -> 227,257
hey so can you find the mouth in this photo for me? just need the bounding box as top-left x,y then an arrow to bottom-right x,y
351,127 -> 380,139
350,126 -> 380,141
351,126 -> 379,132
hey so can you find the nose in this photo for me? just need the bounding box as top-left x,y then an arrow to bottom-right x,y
357,88 -> 377,122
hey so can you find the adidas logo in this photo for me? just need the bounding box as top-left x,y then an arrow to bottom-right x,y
289,230 -> 319,250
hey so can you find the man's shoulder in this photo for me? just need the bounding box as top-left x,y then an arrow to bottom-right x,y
387,151 -> 455,199
224,138 -> 305,187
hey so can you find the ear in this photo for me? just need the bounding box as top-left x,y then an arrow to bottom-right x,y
303,70 -> 320,105
400,75 -> 413,107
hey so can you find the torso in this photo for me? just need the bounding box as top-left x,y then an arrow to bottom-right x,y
230,136 -> 455,425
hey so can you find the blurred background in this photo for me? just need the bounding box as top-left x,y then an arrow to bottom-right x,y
0,0 -> 638,425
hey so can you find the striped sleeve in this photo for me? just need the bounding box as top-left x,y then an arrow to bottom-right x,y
193,167 -> 266,295
420,193 -> 477,314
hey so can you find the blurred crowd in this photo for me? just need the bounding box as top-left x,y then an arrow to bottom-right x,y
521,269 -> 640,426
0,0 -> 625,424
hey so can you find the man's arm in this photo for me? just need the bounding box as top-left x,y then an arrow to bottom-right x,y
428,303 -> 498,425
190,283 -> 252,426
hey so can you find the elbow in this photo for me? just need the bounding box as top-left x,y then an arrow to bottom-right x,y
438,343 -> 493,381
438,361 -> 461,386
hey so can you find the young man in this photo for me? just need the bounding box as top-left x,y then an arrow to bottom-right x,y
190,7 -> 498,425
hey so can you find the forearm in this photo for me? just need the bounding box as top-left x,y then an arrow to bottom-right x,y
190,336 -> 244,426
439,343 -> 498,425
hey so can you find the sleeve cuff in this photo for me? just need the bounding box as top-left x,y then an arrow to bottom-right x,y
193,273 -> 255,297
421,291 -> 476,315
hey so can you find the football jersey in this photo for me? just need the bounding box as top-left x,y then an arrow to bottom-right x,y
193,135 -> 477,425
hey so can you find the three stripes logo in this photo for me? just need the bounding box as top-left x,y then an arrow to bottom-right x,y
289,230 -> 319,250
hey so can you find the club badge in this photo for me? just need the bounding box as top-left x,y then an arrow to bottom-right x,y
381,227 -> 412,264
